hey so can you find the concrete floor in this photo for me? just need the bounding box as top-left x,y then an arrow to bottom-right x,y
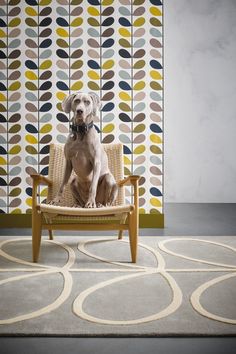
0,203 -> 236,353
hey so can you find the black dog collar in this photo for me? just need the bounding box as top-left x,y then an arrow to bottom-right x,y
70,121 -> 94,135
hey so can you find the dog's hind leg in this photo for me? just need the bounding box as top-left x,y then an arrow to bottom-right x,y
109,183 -> 118,206
99,173 -> 118,206
70,177 -> 84,207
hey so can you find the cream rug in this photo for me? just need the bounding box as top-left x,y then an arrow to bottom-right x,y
0,235 -> 236,336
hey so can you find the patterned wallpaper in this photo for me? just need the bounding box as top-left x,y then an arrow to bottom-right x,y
0,0 -> 163,215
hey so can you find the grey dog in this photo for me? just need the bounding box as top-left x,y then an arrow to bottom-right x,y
50,92 -> 118,208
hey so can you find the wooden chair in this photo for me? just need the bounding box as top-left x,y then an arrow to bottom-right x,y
31,143 -> 140,263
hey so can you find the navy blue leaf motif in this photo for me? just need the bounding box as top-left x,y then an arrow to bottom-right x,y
40,103 -> 52,112
150,123 -> 162,133
123,146 -> 132,154
88,60 -> 100,69
25,60 -> 38,70
102,39 -> 114,48
40,146 -> 50,155
119,113 -> 132,122
0,146 -> 7,154
56,49 -> 69,58
87,0 -> 100,4
150,0 -> 162,5
57,113 -> 69,122
26,188 -> 32,197
102,103 -> 115,112
119,18 -> 131,27
56,81 -> 69,91
39,39 -> 52,49
150,187 -> 163,196
101,18 -> 114,27
39,82 -> 52,91
39,18 -> 52,27
119,81 -> 132,90
119,49 -> 131,58
56,17 -> 69,27
40,167 -> 49,175
150,60 -> 163,69
26,124 -> 38,134
101,82 -> 114,90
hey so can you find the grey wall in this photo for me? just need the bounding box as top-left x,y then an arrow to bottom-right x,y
164,0 -> 236,202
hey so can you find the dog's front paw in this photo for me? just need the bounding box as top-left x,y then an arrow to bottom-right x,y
48,196 -> 63,206
85,199 -> 96,208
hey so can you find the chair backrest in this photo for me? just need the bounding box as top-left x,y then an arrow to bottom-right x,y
47,143 -> 125,206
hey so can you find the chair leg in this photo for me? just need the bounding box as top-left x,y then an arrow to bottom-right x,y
48,230 -> 53,240
118,230 -> 123,239
32,210 -> 42,263
128,212 -> 138,263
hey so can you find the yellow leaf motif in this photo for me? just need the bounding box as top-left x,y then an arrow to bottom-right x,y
134,145 -> 145,154
124,156 -> 131,165
9,145 -> 21,155
25,7 -> 38,16
39,0 -> 52,5
150,198 -> 162,207
88,7 -> 100,16
102,124 -> 114,133
133,81 -> 145,90
71,18 -> 83,27
57,92 -> 66,101
40,188 -> 48,197
56,28 -> 69,37
8,82 -> 21,91
25,71 -> 38,80
88,71 -> 100,80
150,7 -> 162,16
119,92 -> 131,101
40,124 -> 52,134
119,28 -> 131,37
0,29 -> 7,37
133,17 -> 145,27
26,135 -> 38,144
0,157 -> 7,165
0,93 -> 6,101
9,18 -> 21,27
26,197 -> 32,207
133,124 -> 145,133
40,60 -> 52,70
102,60 -> 114,69
102,0 -> 113,4
150,70 -> 162,80
150,134 -> 162,144
10,208 -> 22,214
70,81 -> 83,91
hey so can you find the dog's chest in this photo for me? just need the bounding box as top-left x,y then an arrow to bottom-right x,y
66,140 -> 93,177
72,152 -> 92,177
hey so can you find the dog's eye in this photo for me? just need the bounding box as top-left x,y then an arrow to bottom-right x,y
85,101 -> 90,105
74,99 -> 80,104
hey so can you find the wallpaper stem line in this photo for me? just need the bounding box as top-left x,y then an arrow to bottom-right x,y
6,1 -> 8,211
0,0 -> 163,216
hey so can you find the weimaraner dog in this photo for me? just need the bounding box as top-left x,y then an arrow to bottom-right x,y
50,92 -> 118,208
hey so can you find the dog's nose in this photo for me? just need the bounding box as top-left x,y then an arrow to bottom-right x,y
77,109 -> 83,115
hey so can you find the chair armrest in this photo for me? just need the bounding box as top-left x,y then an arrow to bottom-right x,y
31,174 -> 52,208
117,175 -> 140,187
31,174 -> 52,186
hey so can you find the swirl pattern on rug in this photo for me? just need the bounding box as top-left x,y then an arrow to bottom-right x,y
0,237 -> 236,326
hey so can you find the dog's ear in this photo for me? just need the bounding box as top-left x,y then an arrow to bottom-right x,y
61,94 -> 76,113
89,92 -> 101,115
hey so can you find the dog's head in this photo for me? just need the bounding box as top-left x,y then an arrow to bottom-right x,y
62,92 -> 101,123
